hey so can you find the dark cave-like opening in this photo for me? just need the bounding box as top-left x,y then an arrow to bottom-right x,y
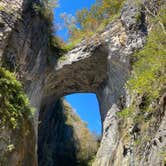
38,93 -> 101,166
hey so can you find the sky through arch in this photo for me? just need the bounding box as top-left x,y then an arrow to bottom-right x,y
53,0 -> 102,134
65,93 -> 101,135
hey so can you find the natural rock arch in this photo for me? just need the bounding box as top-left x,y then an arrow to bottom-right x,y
0,0 -> 149,165
42,43 -> 108,121
46,46 -> 107,94
41,19 -> 135,120
38,12 -> 147,164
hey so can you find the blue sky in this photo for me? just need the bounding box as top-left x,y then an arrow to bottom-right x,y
53,0 -> 95,41
53,0 -> 101,134
65,93 -> 101,134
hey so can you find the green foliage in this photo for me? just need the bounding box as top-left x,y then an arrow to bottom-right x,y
63,101 -> 99,165
48,36 -> 68,56
61,0 -> 125,46
115,5 -> 166,164
159,7 -> 166,27
0,5 -> 5,11
127,26 -> 166,104
0,68 -> 34,130
117,106 -> 134,118
119,7 -> 166,119
75,0 -> 124,32
47,0 -> 124,55
61,39 -> 82,51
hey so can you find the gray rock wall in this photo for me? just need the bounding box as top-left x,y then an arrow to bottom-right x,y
0,0 -> 165,165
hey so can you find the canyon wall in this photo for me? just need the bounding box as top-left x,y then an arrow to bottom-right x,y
0,0 -> 165,165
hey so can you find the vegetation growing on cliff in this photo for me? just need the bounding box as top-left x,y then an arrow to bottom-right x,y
118,4 -> 166,119
0,67 -> 35,164
63,101 -> 99,165
60,0 -> 124,49
33,0 -> 125,52
0,68 -> 34,130
118,3 -> 166,163
128,7 -> 165,100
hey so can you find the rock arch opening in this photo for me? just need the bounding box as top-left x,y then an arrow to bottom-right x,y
36,27 -> 132,165
37,35 -> 130,165
38,92 -> 101,166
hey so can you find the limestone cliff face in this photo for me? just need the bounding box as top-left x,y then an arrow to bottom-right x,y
0,0 -> 165,166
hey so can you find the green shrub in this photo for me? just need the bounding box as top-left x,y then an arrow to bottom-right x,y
0,68 -> 34,130
117,107 -> 134,118
127,25 -> 166,104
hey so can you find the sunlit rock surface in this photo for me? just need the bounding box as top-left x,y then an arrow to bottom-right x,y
0,0 -> 165,165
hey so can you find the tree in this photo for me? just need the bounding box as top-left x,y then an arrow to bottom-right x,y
60,0 -> 125,43
60,13 -> 77,36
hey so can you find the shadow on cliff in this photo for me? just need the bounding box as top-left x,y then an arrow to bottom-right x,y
38,99 -> 80,166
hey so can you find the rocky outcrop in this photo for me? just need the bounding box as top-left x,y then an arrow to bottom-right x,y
139,93 -> 166,166
0,0 -> 24,58
0,0 -> 165,165
0,0 -> 58,164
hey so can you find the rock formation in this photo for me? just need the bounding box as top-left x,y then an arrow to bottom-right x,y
0,0 -> 165,165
